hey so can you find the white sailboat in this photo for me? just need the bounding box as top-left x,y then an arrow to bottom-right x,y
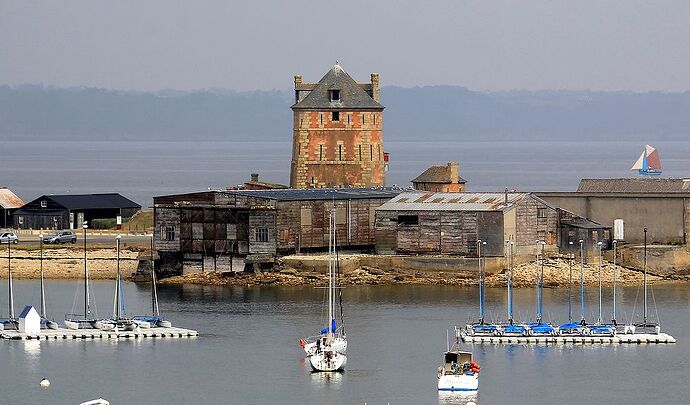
305,209 -> 347,372
133,236 -> 171,328
0,239 -> 18,331
38,235 -> 58,330
96,235 -> 136,331
65,222 -> 99,330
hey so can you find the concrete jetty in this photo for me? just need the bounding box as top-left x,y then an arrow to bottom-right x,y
460,332 -> 676,345
1,326 -> 198,341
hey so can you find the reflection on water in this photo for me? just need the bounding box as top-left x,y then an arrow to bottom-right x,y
309,370 -> 343,387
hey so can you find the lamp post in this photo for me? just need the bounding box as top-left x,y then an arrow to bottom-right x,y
115,234 -> 121,320
39,234 -> 46,319
597,241 -> 603,325
83,221 -> 89,319
506,240 -> 515,325
535,240 -> 545,324
568,241 -> 574,322
579,239 -> 585,325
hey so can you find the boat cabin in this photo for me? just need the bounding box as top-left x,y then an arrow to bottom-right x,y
443,351 -> 472,373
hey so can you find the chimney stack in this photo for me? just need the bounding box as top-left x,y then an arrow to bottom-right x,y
251,173 -> 259,182
447,161 -> 459,183
371,73 -> 380,102
505,187 -> 509,204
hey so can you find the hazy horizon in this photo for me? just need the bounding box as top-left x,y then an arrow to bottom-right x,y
2,1 -> 689,93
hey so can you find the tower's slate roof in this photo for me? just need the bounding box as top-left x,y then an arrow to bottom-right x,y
292,64 -> 384,111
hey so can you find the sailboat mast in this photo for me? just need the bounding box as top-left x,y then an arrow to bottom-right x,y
579,240 -> 585,324
537,241 -> 544,323
507,240 -> 514,324
115,235 -> 121,319
612,240 -> 617,324
597,241 -> 603,324
7,239 -> 14,319
328,210 -> 333,335
40,235 -> 46,318
478,240 -> 484,324
643,228 -> 648,326
83,222 -> 89,318
568,241 -> 573,322
151,236 -> 159,317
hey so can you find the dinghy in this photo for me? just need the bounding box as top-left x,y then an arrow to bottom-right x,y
64,222 -> 100,330
132,237 -> 172,328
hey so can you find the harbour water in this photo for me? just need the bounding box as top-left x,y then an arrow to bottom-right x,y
4,139 -> 690,206
1,280 -> 688,404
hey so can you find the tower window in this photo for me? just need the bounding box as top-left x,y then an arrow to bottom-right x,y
338,145 -> 343,160
358,145 -> 362,161
362,114 -> 365,124
370,144 -> 374,160
319,144 -> 324,160
347,114 -> 351,125
320,114 -> 323,124
332,111 -> 340,121
330,89 -> 341,101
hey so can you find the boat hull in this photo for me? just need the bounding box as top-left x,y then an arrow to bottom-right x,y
309,351 -> 346,372
438,374 -> 478,392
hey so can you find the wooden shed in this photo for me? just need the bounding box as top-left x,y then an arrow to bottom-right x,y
153,188 -> 400,275
375,192 -> 560,257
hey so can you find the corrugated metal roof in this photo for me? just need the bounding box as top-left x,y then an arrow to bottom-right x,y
225,188 -> 401,202
376,192 -> 530,211
0,188 -> 24,209
577,178 -> 690,194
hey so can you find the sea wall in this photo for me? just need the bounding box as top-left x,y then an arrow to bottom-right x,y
617,245 -> 690,277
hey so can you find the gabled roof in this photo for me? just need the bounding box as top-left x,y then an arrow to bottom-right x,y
0,188 -> 24,209
28,193 -> 140,210
291,64 -> 384,111
376,192 -> 538,211
19,305 -> 38,319
577,178 -> 690,194
412,165 -> 466,184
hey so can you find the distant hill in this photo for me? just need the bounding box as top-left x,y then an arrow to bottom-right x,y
1,84 -> 689,141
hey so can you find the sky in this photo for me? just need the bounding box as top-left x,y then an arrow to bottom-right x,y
1,1 -> 689,92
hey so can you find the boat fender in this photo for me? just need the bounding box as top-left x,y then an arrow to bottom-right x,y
299,339 -> 306,348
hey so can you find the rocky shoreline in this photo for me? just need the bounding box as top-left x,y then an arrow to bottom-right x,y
159,258 -> 687,288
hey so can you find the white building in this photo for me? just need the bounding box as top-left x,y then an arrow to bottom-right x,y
18,306 -> 40,334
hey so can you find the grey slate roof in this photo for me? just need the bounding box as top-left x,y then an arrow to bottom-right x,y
412,165 -> 466,184
292,64 -> 384,111
376,192 -> 533,211
26,193 -> 141,210
226,188 -> 401,201
577,178 -> 690,194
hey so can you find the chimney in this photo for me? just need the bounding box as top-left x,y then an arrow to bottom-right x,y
505,187 -> 509,204
251,173 -> 259,182
370,73 -> 380,102
294,74 -> 303,104
447,161 -> 459,183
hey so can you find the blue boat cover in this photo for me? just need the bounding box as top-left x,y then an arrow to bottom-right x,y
503,325 -> 526,334
559,322 -> 581,330
320,327 -> 328,334
331,319 -> 337,333
473,324 -> 497,332
590,325 -> 615,333
133,316 -> 161,323
529,322 -> 555,333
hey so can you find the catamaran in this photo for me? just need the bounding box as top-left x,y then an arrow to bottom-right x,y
467,241 -> 498,336
526,241 -> 555,336
38,235 -> 58,330
631,144 -> 662,176
96,235 -> 136,331
625,228 -> 662,335
132,236 -> 171,328
304,209 -> 347,372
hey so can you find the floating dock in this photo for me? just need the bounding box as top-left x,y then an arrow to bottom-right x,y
461,333 -> 676,345
1,327 -> 198,341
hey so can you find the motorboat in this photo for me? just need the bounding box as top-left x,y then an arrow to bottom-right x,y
437,350 -> 480,392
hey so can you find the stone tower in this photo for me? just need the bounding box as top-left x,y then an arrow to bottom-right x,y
290,64 -> 385,189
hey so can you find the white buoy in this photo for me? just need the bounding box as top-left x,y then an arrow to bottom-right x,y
39,378 -> 50,388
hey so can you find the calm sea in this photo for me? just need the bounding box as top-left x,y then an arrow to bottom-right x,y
3,140 -> 690,206
0,280 -> 688,404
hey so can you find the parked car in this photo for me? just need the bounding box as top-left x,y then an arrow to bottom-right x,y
0,232 -> 19,244
43,231 -> 77,244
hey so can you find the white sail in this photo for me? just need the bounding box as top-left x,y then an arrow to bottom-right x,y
630,151 -> 645,170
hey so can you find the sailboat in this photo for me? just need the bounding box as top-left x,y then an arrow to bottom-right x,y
468,240 -> 497,336
437,345 -> 480,392
305,209 -> 347,372
65,222 -> 100,330
496,240 -> 526,336
96,235 -> 136,331
38,236 -> 58,330
526,241 -> 555,336
559,240 -> 589,336
626,228 -> 662,335
589,242 -> 616,336
132,237 -> 171,328
631,144 -> 662,176
0,239 -> 18,331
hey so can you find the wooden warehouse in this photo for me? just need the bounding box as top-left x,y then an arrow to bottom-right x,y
375,192 -> 561,257
153,188 -> 400,275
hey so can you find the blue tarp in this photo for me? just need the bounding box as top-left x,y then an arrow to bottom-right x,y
503,325 -> 526,334
558,322 -> 581,330
528,322 -> 555,334
331,319 -> 337,333
472,324 -> 497,333
590,325 -> 615,334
